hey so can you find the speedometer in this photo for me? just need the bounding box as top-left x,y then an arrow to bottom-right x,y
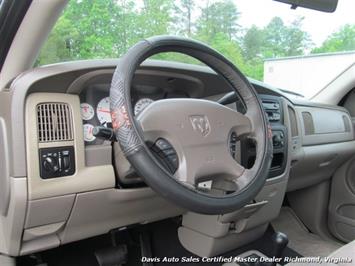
134,98 -> 154,116
96,97 -> 111,126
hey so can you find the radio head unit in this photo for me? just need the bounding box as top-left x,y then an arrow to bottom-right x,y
262,100 -> 281,122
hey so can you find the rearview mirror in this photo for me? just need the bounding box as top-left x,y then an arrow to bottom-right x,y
273,0 -> 338,13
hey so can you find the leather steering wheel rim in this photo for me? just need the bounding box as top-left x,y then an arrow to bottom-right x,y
110,35 -> 272,215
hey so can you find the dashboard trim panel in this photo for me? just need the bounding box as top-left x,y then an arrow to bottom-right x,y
25,93 -> 115,200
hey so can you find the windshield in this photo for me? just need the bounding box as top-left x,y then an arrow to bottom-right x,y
38,0 -> 355,99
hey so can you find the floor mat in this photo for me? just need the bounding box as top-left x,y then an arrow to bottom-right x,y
147,218 -> 300,265
17,217 -> 301,266
272,207 -> 342,257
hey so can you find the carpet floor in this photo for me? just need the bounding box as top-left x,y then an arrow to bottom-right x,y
272,207 -> 342,257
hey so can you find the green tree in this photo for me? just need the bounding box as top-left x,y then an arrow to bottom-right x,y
37,0 -> 315,82
263,17 -> 286,57
241,17 -> 311,80
209,33 -> 245,68
62,0 -> 124,58
36,16 -> 76,65
172,0 -> 195,37
263,16 -> 311,57
244,59 -> 264,81
242,25 -> 265,61
137,0 -> 174,38
190,1 -> 248,76
37,0 -> 135,64
284,17 -> 312,56
196,0 -> 240,42
312,24 -> 355,53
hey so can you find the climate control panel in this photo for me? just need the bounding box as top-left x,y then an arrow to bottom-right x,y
39,146 -> 75,179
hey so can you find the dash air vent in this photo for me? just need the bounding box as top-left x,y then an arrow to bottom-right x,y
342,115 -> 351,132
302,112 -> 315,135
37,103 -> 74,142
287,106 -> 298,137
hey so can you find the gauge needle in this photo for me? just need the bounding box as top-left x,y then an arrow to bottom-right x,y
98,109 -> 110,113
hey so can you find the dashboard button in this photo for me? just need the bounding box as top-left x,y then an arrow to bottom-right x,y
150,138 -> 179,173
155,139 -> 171,150
160,148 -> 175,157
167,154 -> 178,169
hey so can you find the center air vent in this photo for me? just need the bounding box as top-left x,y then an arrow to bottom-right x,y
288,106 -> 298,137
37,103 -> 74,142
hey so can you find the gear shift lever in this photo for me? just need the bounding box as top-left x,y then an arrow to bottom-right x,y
271,232 -> 288,266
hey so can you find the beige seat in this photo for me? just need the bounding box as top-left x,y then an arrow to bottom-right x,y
223,241 -> 355,266
326,240 -> 355,265
286,240 -> 355,266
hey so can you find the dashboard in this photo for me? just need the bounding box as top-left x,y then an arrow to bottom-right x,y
71,63 -> 354,188
76,70 -> 290,183
1,59 -> 355,257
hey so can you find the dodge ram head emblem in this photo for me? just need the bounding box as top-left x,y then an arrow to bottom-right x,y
189,115 -> 211,137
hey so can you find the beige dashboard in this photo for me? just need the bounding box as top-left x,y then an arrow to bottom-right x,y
22,92 -> 184,255
25,93 -> 114,200
0,59 -> 355,257
288,104 -> 355,191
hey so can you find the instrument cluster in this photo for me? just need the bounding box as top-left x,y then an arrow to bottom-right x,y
79,83 -> 189,145
80,96 -> 154,144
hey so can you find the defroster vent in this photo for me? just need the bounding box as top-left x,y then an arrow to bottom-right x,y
37,103 -> 74,142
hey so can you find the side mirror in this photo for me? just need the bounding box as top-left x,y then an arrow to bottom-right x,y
273,0 -> 338,13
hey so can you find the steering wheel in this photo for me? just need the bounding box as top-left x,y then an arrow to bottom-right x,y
110,36 -> 272,215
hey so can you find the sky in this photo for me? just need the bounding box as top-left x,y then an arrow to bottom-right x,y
235,0 -> 355,46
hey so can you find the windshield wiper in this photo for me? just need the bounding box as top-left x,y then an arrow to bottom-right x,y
279,89 -> 304,98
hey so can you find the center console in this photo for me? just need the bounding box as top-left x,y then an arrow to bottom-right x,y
178,95 -> 291,257
241,95 -> 288,178
261,95 -> 288,178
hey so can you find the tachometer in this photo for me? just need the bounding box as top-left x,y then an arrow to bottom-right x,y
83,124 -> 96,142
80,103 -> 94,120
134,98 -> 154,115
97,97 -> 111,126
